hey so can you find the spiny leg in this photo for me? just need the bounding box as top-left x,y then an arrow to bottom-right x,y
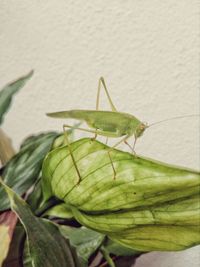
63,125 -> 82,185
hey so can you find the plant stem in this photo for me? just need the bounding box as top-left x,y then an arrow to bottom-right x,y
100,247 -> 116,267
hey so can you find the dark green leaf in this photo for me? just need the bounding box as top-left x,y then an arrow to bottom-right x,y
0,70 -> 33,125
105,239 -> 140,256
23,237 -> 83,267
0,180 -> 76,267
0,132 -> 58,211
23,240 -> 32,267
60,226 -> 105,264
44,202 -> 73,219
42,138 -> 200,251
26,179 -> 43,212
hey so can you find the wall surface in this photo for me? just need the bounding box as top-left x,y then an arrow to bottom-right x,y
0,0 -> 199,266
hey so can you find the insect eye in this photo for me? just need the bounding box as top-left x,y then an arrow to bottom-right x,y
140,122 -> 148,130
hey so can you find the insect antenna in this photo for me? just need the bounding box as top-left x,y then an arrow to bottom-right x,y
148,114 -> 199,128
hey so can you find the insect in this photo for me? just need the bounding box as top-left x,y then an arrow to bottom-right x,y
47,77 -> 198,183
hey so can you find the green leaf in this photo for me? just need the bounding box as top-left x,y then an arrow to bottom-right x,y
26,179 -> 43,212
0,180 -> 77,267
0,70 -> 33,125
60,226 -> 105,265
104,239 -> 140,256
23,240 -> 32,267
42,138 -> 200,251
44,202 -> 74,219
0,132 -> 58,211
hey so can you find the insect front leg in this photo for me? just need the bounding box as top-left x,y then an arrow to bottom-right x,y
112,134 -> 131,149
132,135 -> 137,156
124,140 -> 133,151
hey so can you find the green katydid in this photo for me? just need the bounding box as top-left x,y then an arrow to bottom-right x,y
47,77 -> 198,183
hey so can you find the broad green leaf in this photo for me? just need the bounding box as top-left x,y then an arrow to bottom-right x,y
0,211 -> 18,267
104,239 -> 140,256
0,180 -> 77,267
44,202 -> 73,219
60,226 -> 105,265
23,237 -> 82,267
26,132 -> 75,213
42,138 -> 200,251
0,132 -> 58,211
23,240 -> 32,267
0,70 -> 33,125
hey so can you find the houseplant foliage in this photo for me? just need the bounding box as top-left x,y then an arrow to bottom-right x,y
0,72 -> 199,267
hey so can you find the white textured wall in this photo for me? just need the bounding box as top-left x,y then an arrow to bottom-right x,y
0,0 -> 199,266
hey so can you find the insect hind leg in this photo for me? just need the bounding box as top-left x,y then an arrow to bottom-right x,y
62,124 -> 110,182
132,136 -> 137,156
96,77 -> 117,112
94,77 -> 118,140
63,125 -> 82,185
62,124 -> 119,181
